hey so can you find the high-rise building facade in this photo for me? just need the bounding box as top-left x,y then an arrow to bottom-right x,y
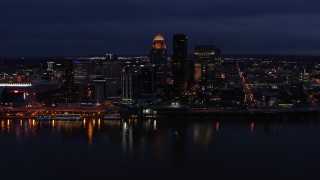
121,71 -> 142,102
150,34 -> 167,65
195,46 -> 215,92
47,62 -> 54,71
91,77 -> 106,103
150,34 -> 167,94
61,59 -> 78,103
73,60 -> 89,84
172,34 -> 188,95
141,64 -> 155,95
72,59 -> 91,102
195,45 -> 223,92
102,57 -> 122,97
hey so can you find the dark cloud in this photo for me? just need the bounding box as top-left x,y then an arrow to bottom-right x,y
0,0 -> 320,57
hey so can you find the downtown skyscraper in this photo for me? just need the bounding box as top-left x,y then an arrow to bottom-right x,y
172,34 -> 188,95
150,34 -> 167,94
195,45 -> 223,93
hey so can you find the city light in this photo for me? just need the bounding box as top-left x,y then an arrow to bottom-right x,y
0,83 -> 32,87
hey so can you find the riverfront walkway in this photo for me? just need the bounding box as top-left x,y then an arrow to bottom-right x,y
1,106 -> 320,120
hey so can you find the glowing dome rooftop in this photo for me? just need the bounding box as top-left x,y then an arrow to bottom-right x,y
153,34 -> 165,41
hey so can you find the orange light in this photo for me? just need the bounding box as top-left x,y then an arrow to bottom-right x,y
153,34 -> 165,41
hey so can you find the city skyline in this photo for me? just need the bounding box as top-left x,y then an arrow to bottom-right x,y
1,1 -> 320,178
1,0 -> 320,58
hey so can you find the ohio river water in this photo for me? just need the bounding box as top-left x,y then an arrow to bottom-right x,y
0,117 -> 320,180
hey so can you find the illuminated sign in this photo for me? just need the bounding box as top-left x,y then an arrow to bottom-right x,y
9,90 -> 26,93
278,104 -> 293,107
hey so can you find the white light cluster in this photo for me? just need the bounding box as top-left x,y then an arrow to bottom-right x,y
0,83 -> 32,87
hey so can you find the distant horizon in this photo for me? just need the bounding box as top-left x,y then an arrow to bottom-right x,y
1,53 -> 320,60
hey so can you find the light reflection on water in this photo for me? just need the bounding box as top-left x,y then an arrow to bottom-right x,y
122,122 -> 133,155
88,120 -> 93,145
0,118 -> 160,151
193,123 -> 215,150
0,117 -> 320,179
0,118 -> 317,146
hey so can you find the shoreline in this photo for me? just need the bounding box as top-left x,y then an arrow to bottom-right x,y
1,106 -> 320,120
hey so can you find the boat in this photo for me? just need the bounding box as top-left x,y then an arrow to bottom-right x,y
54,113 -> 82,121
103,113 -> 121,120
35,115 -> 52,121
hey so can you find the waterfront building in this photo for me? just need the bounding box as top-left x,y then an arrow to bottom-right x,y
91,77 -> 106,104
0,82 -> 61,107
121,71 -> 142,103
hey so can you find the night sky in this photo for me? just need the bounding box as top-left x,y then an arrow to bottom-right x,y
1,0 -> 320,57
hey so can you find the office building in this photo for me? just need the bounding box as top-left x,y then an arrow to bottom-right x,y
141,64 -> 156,95
121,71 -> 142,102
172,34 -> 188,95
195,46 -> 216,92
195,45 -> 223,92
150,34 -> 167,94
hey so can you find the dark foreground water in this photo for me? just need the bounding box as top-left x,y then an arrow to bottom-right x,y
0,116 -> 320,180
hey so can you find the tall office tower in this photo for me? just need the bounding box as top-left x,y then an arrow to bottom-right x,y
195,46 -> 215,92
65,60 -> 74,84
194,61 -> 202,84
43,61 -> 55,81
73,60 -> 89,84
47,61 -> 54,70
62,59 -> 78,103
53,63 -> 63,81
195,45 -> 223,92
215,47 -> 223,63
299,68 -> 310,84
141,64 -> 156,95
186,58 -> 195,92
121,71 -> 142,103
92,77 -> 106,103
213,47 -> 224,87
150,34 -> 167,94
172,34 -> 188,95
150,34 -> 167,64
102,56 -> 122,97
73,59 -> 91,102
